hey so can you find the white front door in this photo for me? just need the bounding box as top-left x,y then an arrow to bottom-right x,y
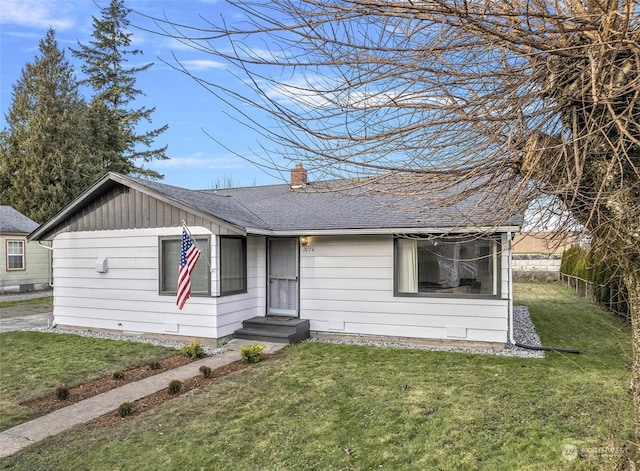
268,238 -> 299,317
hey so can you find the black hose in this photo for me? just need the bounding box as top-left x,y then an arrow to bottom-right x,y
515,342 -> 580,354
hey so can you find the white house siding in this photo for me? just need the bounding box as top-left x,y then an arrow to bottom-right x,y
0,236 -> 51,290
299,235 -> 510,344
52,227 -> 220,339
215,235 -> 267,339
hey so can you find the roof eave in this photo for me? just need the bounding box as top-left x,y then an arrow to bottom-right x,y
1,232 -> 30,237
246,225 -> 522,236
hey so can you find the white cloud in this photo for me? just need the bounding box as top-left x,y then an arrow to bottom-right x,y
261,72 -> 455,112
156,152 -> 245,169
262,73 -> 331,108
177,59 -> 226,71
0,0 -> 77,30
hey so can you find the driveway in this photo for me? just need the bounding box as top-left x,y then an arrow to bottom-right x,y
0,292 -> 53,333
0,313 -> 53,332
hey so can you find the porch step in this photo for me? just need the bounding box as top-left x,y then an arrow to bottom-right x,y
234,316 -> 310,344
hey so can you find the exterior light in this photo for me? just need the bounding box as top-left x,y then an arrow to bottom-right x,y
300,236 -> 309,246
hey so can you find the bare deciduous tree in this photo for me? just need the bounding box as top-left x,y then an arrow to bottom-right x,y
150,0 -> 639,462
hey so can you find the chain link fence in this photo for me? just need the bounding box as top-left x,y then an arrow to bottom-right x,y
560,273 -> 631,323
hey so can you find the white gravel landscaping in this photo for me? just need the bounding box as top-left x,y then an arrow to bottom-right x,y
306,305 -> 545,358
31,326 -> 226,356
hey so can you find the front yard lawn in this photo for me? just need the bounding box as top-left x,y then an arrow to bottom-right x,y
0,331 -> 179,431
0,283 -> 633,470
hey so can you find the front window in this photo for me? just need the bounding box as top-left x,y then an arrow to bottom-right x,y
159,236 -> 210,296
7,240 -> 25,271
395,236 -> 499,296
220,236 -> 247,295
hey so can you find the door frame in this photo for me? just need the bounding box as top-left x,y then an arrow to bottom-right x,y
266,237 -> 300,317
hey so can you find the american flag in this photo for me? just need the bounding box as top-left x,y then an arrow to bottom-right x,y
176,227 -> 201,310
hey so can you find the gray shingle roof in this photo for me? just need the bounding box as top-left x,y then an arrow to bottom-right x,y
0,206 -> 39,234
196,177 -> 524,232
30,172 -> 523,240
129,177 -> 267,229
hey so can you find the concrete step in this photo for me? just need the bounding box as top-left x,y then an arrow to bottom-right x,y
235,316 -> 310,344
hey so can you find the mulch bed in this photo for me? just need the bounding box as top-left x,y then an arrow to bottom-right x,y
21,353 -> 275,427
91,360 -> 253,426
21,355 -> 193,415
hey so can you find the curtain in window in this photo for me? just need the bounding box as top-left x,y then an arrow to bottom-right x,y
397,238 -> 418,293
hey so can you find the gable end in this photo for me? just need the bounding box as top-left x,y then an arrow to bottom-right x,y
33,183 -> 243,240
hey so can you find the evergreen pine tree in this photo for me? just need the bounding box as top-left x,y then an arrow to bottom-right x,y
72,0 -> 168,178
0,29 -> 100,223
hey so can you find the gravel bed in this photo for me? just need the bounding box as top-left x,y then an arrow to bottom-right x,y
31,326 -> 225,356
307,305 -> 545,359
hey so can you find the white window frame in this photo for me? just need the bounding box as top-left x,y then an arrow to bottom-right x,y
6,239 -> 26,271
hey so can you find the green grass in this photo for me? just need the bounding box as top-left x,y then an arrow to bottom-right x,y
0,283 -> 633,470
0,332 -> 179,431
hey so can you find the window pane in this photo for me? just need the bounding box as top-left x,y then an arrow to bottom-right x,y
7,241 -> 24,270
161,238 -> 209,294
397,237 -> 498,296
8,241 -> 24,255
8,255 -> 24,269
221,237 -> 246,294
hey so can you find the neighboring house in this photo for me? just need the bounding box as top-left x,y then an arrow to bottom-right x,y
28,167 -> 523,347
512,232 -> 578,255
511,231 -> 579,281
0,206 -> 51,293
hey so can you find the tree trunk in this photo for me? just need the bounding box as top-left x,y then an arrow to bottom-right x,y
624,267 -> 640,469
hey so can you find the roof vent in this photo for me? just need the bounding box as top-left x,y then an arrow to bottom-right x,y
290,163 -> 307,188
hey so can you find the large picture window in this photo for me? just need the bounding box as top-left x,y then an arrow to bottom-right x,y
6,240 -> 25,271
220,236 -> 247,295
395,236 -> 500,296
159,236 -> 210,296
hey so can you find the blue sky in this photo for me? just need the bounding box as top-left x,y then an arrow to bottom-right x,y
0,0 -> 291,190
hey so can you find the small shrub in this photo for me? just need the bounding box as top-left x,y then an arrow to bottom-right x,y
181,341 -> 205,359
168,379 -> 182,394
240,343 -> 264,364
147,360 -> 162,370
118,402 -> 134,418
55,386 -> 70,401
112,371 -> 125,380
200,365 -> 212,378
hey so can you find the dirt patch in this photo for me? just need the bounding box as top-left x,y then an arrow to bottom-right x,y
22,354 -> 193,414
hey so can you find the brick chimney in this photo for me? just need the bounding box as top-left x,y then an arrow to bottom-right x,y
290,163 -> 307,188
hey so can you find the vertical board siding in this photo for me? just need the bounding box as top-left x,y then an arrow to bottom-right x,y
52,228 -> 219,338
300,235 -> 509,343
38,184 -> 244,240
